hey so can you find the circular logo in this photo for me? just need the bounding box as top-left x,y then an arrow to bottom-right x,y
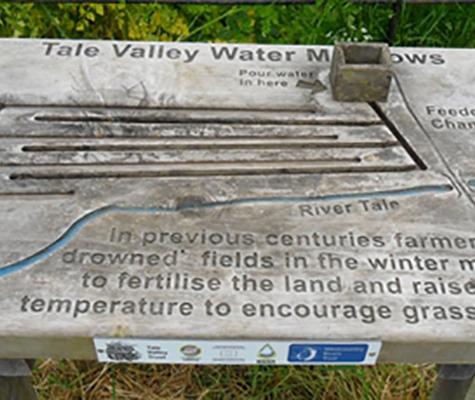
180,344 -> 202,357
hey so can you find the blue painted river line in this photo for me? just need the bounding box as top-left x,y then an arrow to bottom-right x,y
0,184 -> 453,278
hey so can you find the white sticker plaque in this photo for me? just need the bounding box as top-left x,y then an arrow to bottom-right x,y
94,338 -> 382,365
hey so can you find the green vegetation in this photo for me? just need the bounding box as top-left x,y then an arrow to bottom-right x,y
1,1 -> 474,398
33,360 -> 436,399
0,1 -> 474,47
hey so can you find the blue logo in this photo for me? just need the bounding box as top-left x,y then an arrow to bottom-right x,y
288,344 -> 369,363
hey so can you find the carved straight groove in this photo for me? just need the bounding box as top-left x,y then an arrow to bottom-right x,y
20,135 -> 342,148
8,164 -> 417,180
0,129 -> 394,142
6,158 -> 362,168
33,114 -> 383,127
1,135 -> 342,140
20,140 -> 400,152
0,191 -> 74,197
1,145 -> 413,167
369,102 -> 427,170
8,157 -> 361,168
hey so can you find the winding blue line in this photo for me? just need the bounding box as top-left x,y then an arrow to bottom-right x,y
0,184 -> 452,278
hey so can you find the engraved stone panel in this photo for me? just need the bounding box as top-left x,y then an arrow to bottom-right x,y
0,39 -> 473,363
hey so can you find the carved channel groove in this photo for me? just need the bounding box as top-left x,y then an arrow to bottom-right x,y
33,114 -> 383,126
21,139 -> 400,152
369,102 -> 427,170
0,106 -> 422,181
9,164 -> 419,181
0,191 -> 75,197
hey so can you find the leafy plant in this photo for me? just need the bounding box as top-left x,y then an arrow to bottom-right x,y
1,1 -> 474,47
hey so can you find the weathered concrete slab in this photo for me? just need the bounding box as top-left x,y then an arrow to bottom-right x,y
0,39 -> 474,364
0,40 -> 376,115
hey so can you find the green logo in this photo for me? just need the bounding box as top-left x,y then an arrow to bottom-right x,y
258,344 -> 276,358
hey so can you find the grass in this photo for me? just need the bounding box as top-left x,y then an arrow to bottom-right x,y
32,360 -> 437,399
1,1 -> 473,398
0,1 -> 474,46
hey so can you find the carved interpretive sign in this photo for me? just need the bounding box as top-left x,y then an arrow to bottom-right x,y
0,39 -> 473,363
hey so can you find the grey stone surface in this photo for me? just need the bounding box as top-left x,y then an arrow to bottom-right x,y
431,365 -> 475,400
0,360 -> 36,400
0,360 -> 31,377
0,40 -> 473,363
467,379 -> 475,400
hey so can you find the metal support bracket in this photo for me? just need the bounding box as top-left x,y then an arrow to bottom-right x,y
387,0 -> 404,45
0,359 -> 38,400
431,364 -> 475,400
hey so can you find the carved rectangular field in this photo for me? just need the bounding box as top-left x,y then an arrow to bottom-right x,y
0,39 -> 474,364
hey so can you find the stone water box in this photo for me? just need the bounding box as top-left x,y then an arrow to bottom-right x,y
0,39 -> 474,363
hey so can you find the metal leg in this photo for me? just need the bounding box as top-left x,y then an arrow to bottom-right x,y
431,364 -> 475,400
467,377 -> 475,400
386,0 -> 403,45
0,359 -> 38,400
